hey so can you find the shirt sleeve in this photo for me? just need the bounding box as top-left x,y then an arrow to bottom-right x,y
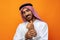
36,22 -> 48,40
13,24 -> 25,40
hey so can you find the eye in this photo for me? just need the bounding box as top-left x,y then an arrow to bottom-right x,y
23,11 -> 25,14
26,9 -> 30,12
21,11 -> 25,14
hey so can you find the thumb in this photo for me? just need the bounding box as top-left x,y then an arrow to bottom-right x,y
30,20 -> 33,24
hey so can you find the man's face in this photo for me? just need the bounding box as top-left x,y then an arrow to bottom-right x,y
21,8 -> 33,21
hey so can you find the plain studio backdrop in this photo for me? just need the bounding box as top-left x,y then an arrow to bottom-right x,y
0,0 -> 60,40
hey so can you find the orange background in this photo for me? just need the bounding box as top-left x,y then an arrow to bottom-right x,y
0,0 -> 60,40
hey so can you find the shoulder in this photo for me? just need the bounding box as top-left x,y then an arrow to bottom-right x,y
36,19 -> 47,24
18,22 -> 25,27
16,22 -> 27,31
36,20 -> 48,31
35,19 -> 48,27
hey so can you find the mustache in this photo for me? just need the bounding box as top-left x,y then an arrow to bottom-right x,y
26,14 -> 30,17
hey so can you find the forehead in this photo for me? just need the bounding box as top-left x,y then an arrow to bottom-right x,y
22,7 -> 30,12
23,8 -> 28,12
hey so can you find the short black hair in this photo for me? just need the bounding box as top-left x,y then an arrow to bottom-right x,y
19,3 -> 33,10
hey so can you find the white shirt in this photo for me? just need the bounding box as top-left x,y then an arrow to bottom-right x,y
13,19 -> 48,40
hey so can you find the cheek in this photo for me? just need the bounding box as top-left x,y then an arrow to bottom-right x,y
22,14 -> 26,18
30,13 -> 33,18
29,11 -> 33,16
29,11 -> 32,14
31,14 -> 33,18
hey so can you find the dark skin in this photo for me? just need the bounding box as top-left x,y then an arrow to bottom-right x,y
20,8 -> 37,40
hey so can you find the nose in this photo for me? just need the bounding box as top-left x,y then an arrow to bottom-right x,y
25,12 -> 29,16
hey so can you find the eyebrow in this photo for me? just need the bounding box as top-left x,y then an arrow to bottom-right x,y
23,8 -> 30,12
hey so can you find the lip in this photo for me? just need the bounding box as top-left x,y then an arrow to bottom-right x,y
27,15 -> 31,18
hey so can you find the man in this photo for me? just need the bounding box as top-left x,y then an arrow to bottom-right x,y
13,3 -> 48,40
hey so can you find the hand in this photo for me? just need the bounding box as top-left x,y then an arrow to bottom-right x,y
25,30 -> 33,39
25,29 -> 37,39
27,21 -> 34,30
25,20 -> 37,39
29,29 -> 37,37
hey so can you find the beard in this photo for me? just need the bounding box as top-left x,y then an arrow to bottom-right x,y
25,14 -> 33,22
26,16 -> 33,22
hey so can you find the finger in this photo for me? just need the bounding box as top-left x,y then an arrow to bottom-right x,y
30,29 -> 36,32
30,20 -> 33,23
31,32 -> 37,37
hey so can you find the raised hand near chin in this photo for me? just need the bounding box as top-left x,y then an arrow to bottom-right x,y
27,20 -> 34,30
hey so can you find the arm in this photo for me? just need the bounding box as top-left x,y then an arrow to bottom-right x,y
37,22 -> 48,40
13,24 -> 25,40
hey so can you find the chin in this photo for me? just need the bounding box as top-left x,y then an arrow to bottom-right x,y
26,16 -> 33,21
26,18 -> 32,21
27,19 -> 31,21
